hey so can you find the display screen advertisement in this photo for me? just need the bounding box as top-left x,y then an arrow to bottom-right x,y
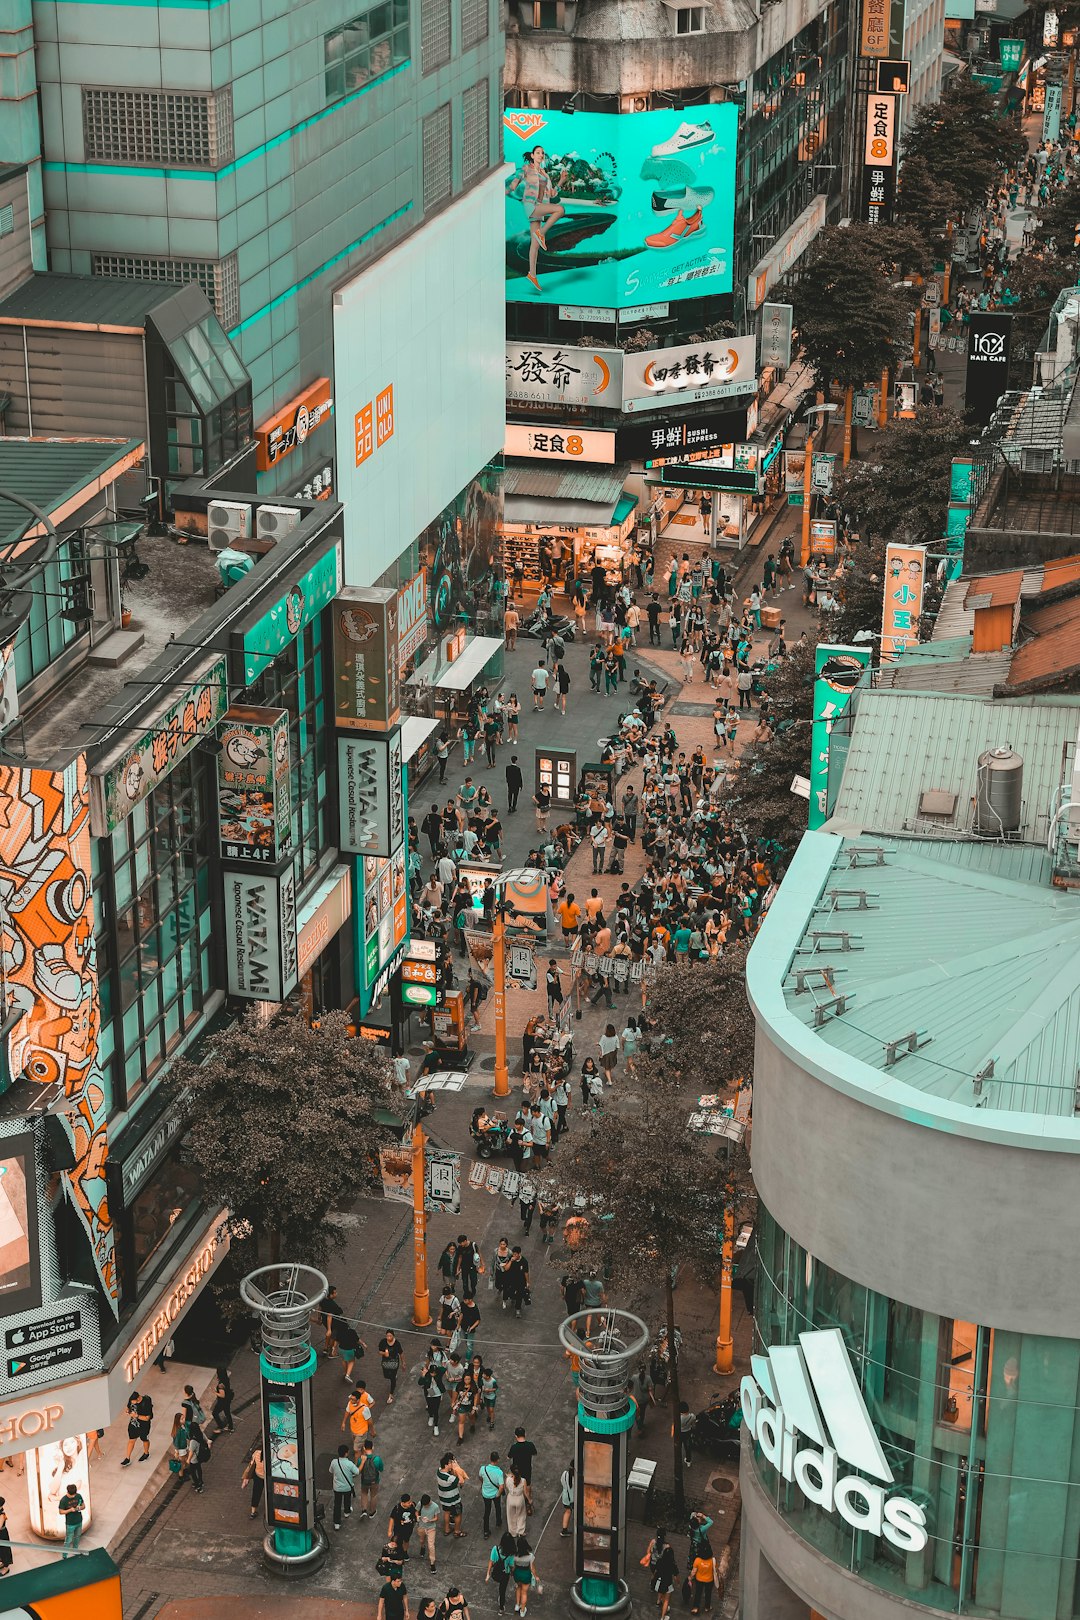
503,104 -> 738,308
262,1378 -> 315,1532
0,1133 -> 41,1318
505,343 -> 623,408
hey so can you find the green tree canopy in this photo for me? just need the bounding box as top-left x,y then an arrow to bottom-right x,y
169,1006 -> 397,1267
900,78 -> 1024,217
722,636 -> 815,853
790,224 -> 919,394
1004,249 -> 1079,360
1029,173 -> 1080,257
839,408 -> 970,548
644,942 -> 756,1090
893,151 -> 963,259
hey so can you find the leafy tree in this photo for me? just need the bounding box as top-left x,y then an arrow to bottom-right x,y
826,533 -> 888,651
169,1006 -> 397,1271
1003,250 -> 1079,361
1030,175 -> 1080,258
839,408 -> 969,549
549,1057 -> 746,1511
790,225 -> 918,399
900,79 -> 1024,217
893,151 -> 963,260
644,944 -> 756,1090
723,637 -> 815,853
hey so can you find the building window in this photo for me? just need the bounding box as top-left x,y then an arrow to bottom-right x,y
423,102 -> 453,210
243,618 -> 330,889
675,5 -> 704,31
527,1 -> 563,26
0,205 -> 13,239
82,86 -> 233,168
461,0 -> 489,48
129,1142 -> 203,1282
422,0 -> 452,72
12,537 -> 88,696
462,81 -> 490,185
95,754 -> 214,1111
91,252 -> 240,330
324,0 -> 411,102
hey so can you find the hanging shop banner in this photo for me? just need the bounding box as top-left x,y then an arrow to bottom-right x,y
784,449 -> 806,495
864,94 -> 897,167
217,706 -> 292,865
379,1143 -> 413,1203
621,337 -> 757,413
881,544 -> 927,662
256,377 -> 334,472
811,453 -> 836,494
998,37 -> 1024,70
338,731 -> 404,858
262,1375 -> 317,1535
965,313 -> 1012,427
397,572 -> 430,673
504,423 -> 617,464
861,0 -> 890,54
760,303 -> 794,372
221,862 -> 299,1003
507,944 -> 537,990
619,403 -> 756,466
863,163 -> 896,226
463,928 -> 495,983
241,544 -> 342,685
91,656 -> 228,836
333,586 -> 401,732
424,1147 -> 461,1215
1044,79 -> 1064,142
809,644 -> 871,830
502,104 -> 738,309
359,848 -> 408,993
501,868 -> 552,937
505,343 -> 623,409
853,389 -> 877,428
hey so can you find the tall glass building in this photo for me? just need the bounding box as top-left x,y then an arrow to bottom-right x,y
743,681 -> 1080,1620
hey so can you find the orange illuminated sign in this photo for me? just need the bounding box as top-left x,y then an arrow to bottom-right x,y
256,377 -> 333,472
376,385 -> 395,447
355,403 -> 374,467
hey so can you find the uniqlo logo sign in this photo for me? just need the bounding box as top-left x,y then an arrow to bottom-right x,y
376,385 -> 395,447
354,403 -> 374,467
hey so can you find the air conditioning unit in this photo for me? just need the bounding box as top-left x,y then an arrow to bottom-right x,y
207,500 -> 251,551
256,504 -> 302,541
621,94 -> 652,113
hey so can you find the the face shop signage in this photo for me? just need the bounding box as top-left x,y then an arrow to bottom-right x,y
338,731 -> 404,858
222,864 -> 299,1002
742,1328 -> 927,1552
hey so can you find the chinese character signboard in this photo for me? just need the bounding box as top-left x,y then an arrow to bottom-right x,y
618,404 -> 755,466
217,706 -> 293,864
333,586 -> 401,732
92,656 -> 229,836
504,423 -> 617,463
256,377 -> 333,472
861,0 -> 890,54
965,313 -> 1012,427
1043,79 -> 1063,143
811,453 -> 835,494
621,336 -> 757,413
881,544 -> 926,662
240,546 -> 342,684
289,459 -> 334,503
809,644 -> 871,829
760,303 -> 793,372
505,343 -> 622,408
503,104 -> 737,309
998,37 -> 1024,70
862,94 -> 897,225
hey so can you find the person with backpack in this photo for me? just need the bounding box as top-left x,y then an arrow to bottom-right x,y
185,1420 -> 211,1494
331,1444 -> 360,1529
358,1438 -> 384,1518
479,1451 -> 505,1535
486,1530 -> 517,1613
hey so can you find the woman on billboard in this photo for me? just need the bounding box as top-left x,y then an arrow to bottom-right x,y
506,148 -> 564,292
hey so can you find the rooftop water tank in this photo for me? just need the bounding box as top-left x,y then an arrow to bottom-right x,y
974,746 -> 1023,836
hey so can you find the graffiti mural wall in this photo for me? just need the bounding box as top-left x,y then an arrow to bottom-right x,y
0,760 -> 115,1309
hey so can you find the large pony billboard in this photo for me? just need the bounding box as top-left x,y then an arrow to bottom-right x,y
0,760 -> 115,1309
503,105 -> 737,308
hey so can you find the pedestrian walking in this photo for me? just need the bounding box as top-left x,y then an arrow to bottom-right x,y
505,755 -> 523,813
460,1293 -> 481,1359
455,1233 -> 482,1296
122,1389 -> 154,1464
590,819 -> 609,873
487,1531 -> 518,1612
599,1024 -> 619,1083
481,1366 -> 499,1427
508,1426 -> 537,1487
389,1491 -> 418,1555
512,1534 -> 540,1617
358,1437 -> 384,1517
560,1463 -> 574,1535
242,1443 -> 265,1518
531,661 -> 549,711
533,782 -> 551,833
210,1367 -> 234,1436
0,1499 -> 11,1576
436,1451 -> 469,1537
59,1482 -> 85,1558
185,1420 -> 209,1493
337,1316 -> 366,1382
503,1466 -> 531,1536
690,1545 -> 718,1612
679,1399 -> 695,1467
556,662 -> 571,715
503,1247 -> 530,1317
343,1383 -> 375,1452
545,959 -> 564,1018
642,1529 -> 678,1620
377,1568 -> 409,1620
436,734 -> 450,783
518,1175 -> 536,1235
504,602 -> 519,650
331,1444 -> 360,1529
416,1493 -> 440,1571
442,1585 -> 471,1620
480,1451 -> 505,1534
419,1350 -> 446,1436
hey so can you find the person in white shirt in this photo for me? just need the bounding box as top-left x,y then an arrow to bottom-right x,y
531,663 -> 550,711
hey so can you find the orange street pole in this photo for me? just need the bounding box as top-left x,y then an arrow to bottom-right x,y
913,307 -> 922,372
842,385 -> 854,469
942,220 -> 954,306
715,1202 -> 735,1375
493,904 -> 510,1098
878,368 -> 889,428
412,1117 -> 431,1327
800,428 -> 814,566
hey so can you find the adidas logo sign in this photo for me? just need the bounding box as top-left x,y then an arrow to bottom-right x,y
503,111 -> 548,141
741,1327 -> 928,1552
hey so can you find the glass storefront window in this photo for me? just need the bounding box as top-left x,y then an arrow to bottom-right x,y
752,1205 -> 1080,1618
129,1142 -> 202,1280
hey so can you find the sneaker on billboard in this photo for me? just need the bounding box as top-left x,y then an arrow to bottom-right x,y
649,122 -> 714,158
652,185 -> 714,213
644,208 -> 704,249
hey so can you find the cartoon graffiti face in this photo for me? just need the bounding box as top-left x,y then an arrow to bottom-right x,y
286,585 -> 305,636
225,731 -> 264,770
274,727 -> 289,766
122,757 -> 145,803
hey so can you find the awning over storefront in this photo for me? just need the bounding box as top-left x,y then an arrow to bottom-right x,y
402,715 -> 441,759
407,635 -> 502,692
502,463 -> 629,527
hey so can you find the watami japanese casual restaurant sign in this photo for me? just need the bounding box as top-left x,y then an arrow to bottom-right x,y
880,544 -> 926,662
505,343 -> 622,409
91,656 -> 229,836
256,377 -> 334,472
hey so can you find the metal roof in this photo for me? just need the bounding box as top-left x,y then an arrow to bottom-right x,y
779,837 -> 1080,1118
0,437 -> 145,546
829,687 -> 1080,844
877,636 -> 1011,696
502,464 -> 628,505
0,273 -> 183,328
932,578 -> 976,640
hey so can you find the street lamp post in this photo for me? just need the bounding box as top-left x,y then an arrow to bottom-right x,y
411,1106 -> 431,1327
492,898 -> 510,1099
800,404 -> 840,566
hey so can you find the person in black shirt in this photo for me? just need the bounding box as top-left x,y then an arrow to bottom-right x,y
562,1275 -> 587,1317
646,595 -> 662,645
377,1571 -> 409,1620
505,755 -> 523,813
389,1492 -> 417,1554
378,1331 -> 406,1403
507,1426 -> 537,1484
422,805 -> 444,858
504,1249 -> 530,1318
